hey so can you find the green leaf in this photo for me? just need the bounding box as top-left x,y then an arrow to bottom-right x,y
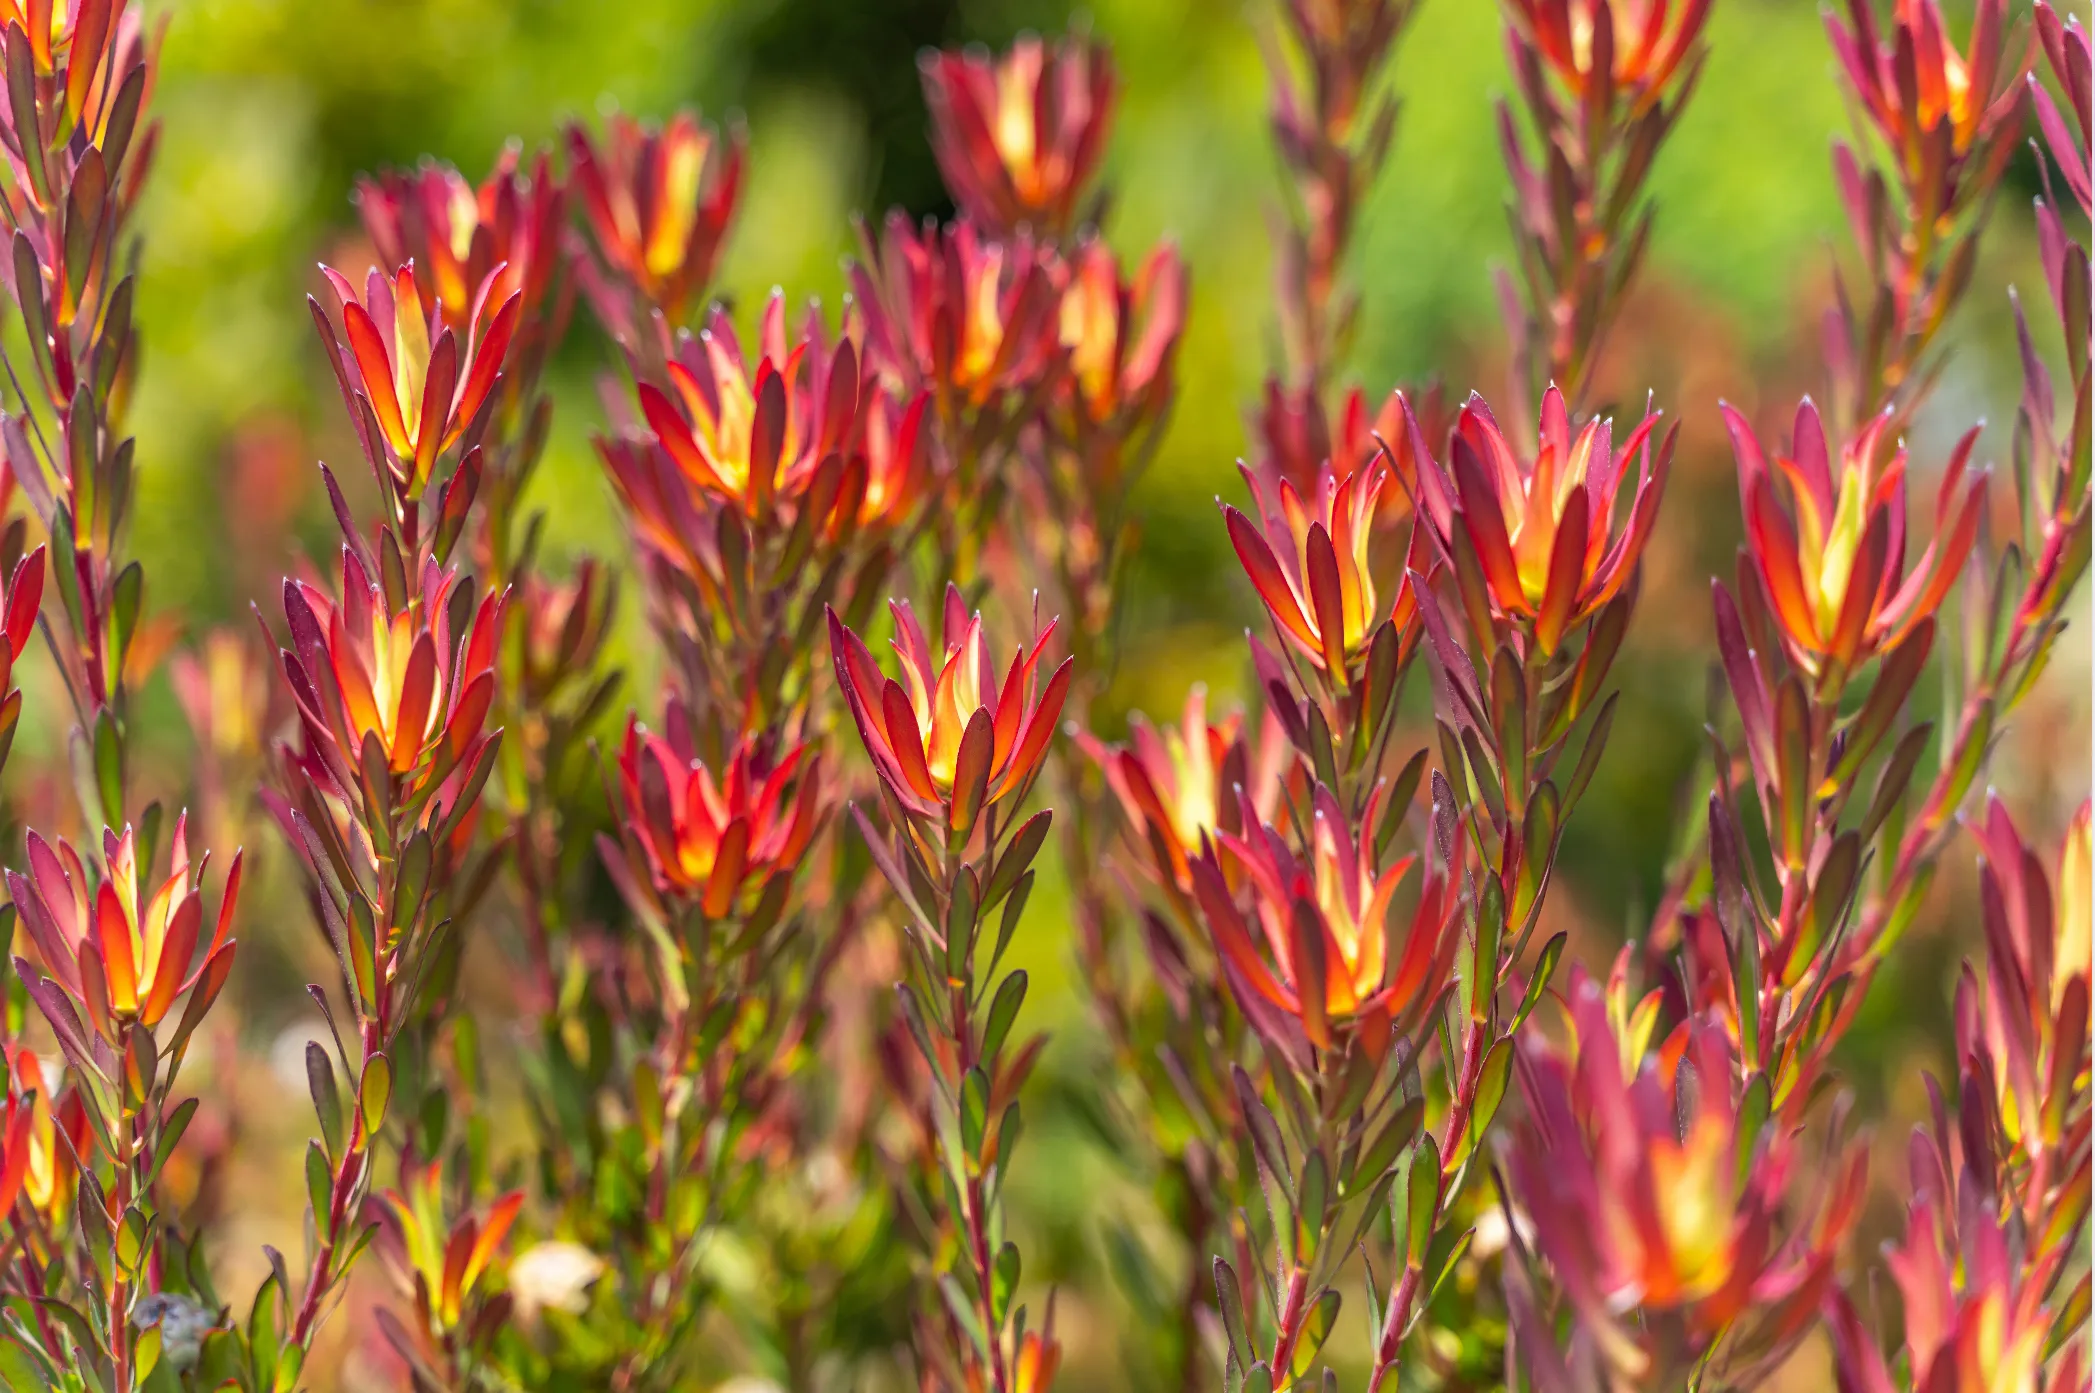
992,1242 -> 1020,1324
307,1042 -> 342,1164
945,865 -> 980,983
960,1067 -> 990,1166
1213,1257 -> 1251,1366
1405,1134 -> 1441,1267
92,707 -> 123,826
1350,1097 -> 1425,1195
1510,932 -> 1566,1035
305,1140 -> 334,1244
148,1098 -> 199,1186
1468,1037 -> 1515,1158
979,970 -> 1027,1063
358,1052 -> 392,1139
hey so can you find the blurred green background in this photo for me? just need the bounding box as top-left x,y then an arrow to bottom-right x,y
83,0 -> 2093,1384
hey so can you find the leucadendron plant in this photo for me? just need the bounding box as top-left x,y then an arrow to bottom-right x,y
0,9 -> 2085,1393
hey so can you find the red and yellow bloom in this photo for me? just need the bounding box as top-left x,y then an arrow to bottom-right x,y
828,588 -> 1072,837
378,1161 -> 523,1334
1510,972 -> 1866,1382
636,292 -> 863,517
1076,687 -> 1283,902
1826,0 -> 2025,169
8,816 -> 240,1039
314,261 -> 519,498
278,549 -> 504,800
1191,782 -> 1463,1062
1723,398 -> 1984,678
1429,386 -> 1671,656
1055,237 -> 1185,434
1506,0 -> 1710,109
356,148 -> 565,337
1225,462 -> 1388,680
851,215 -> 1061,414
566,109 -> 744,327
609,708 -> 827,919
920,34 -> 1115,241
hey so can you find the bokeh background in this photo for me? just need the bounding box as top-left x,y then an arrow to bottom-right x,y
13,0 -> 2086,1385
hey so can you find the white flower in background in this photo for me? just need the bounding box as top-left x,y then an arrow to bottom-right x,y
508,1241 -> 605,1321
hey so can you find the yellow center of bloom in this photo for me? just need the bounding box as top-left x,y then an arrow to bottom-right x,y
1509,438 -> 1588,606
393,280 -> 431,440
445,181 -> 478,266
2060,812 -> 2092,1014
921,639 -> 986,792
993,61 -> 1041,197
958,253 -> 1009,393
1058,266 -> 1116,416
1162,732 -> 1219,854
649,135 -> 704,280
1644,1110 -> 1735,1303
1798,464 -> 1868,642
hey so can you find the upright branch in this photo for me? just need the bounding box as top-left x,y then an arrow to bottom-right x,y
1826,801 -> 2090,1393
1191,771 -> 1468,1391
0,0 -> 156,825
829,592 -> 1071,1393
1263,0 -> 1417,408
6,821 -> 243,1392
1355,385 -> 1669,1389
253,256 -> 516,1376
1822,0 -> 2031,432
1497,0 -> 1712,414
356,143 -> 613,1050
0,10 -> 254,1390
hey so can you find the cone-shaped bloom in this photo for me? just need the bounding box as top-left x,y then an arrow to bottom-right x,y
1830,1110 -> 2087,1393
920,34 -> 1115,240
565,110 -> 744,325
1507,0 -> 1710,108
828,587 -> 1073,836
1956,797 -> 2090,1229
1,1046 -> 88,1225
1190,782 -> 1462,1063
1426,386 -> 1671,656
277,548 -> 504,800
1224,462 -> 1387,680
1075,688 -> 1284,900
1056,237 -> 1186,431
849,382 -> 932,532
314,262 -> 519,497
379,1160 -> 523,1332
609,707 -> 827,920
1826,0 -> 2027,172
1724,398 -> 1984,677
8,816 -> 241,1038
1510,972 -> 1867,1383
635,292 -> 863,516
356,149 -> 565,336
851,214 -> 1062,411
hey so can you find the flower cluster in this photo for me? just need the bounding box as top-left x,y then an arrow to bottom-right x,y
1194,781 -> 1463,1066
567,109 -> 744,343
1506,967 -> 1868,1387
1725,399 -> 1982,683
920,35 -> 1115,242
830,588 -> 1071,842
